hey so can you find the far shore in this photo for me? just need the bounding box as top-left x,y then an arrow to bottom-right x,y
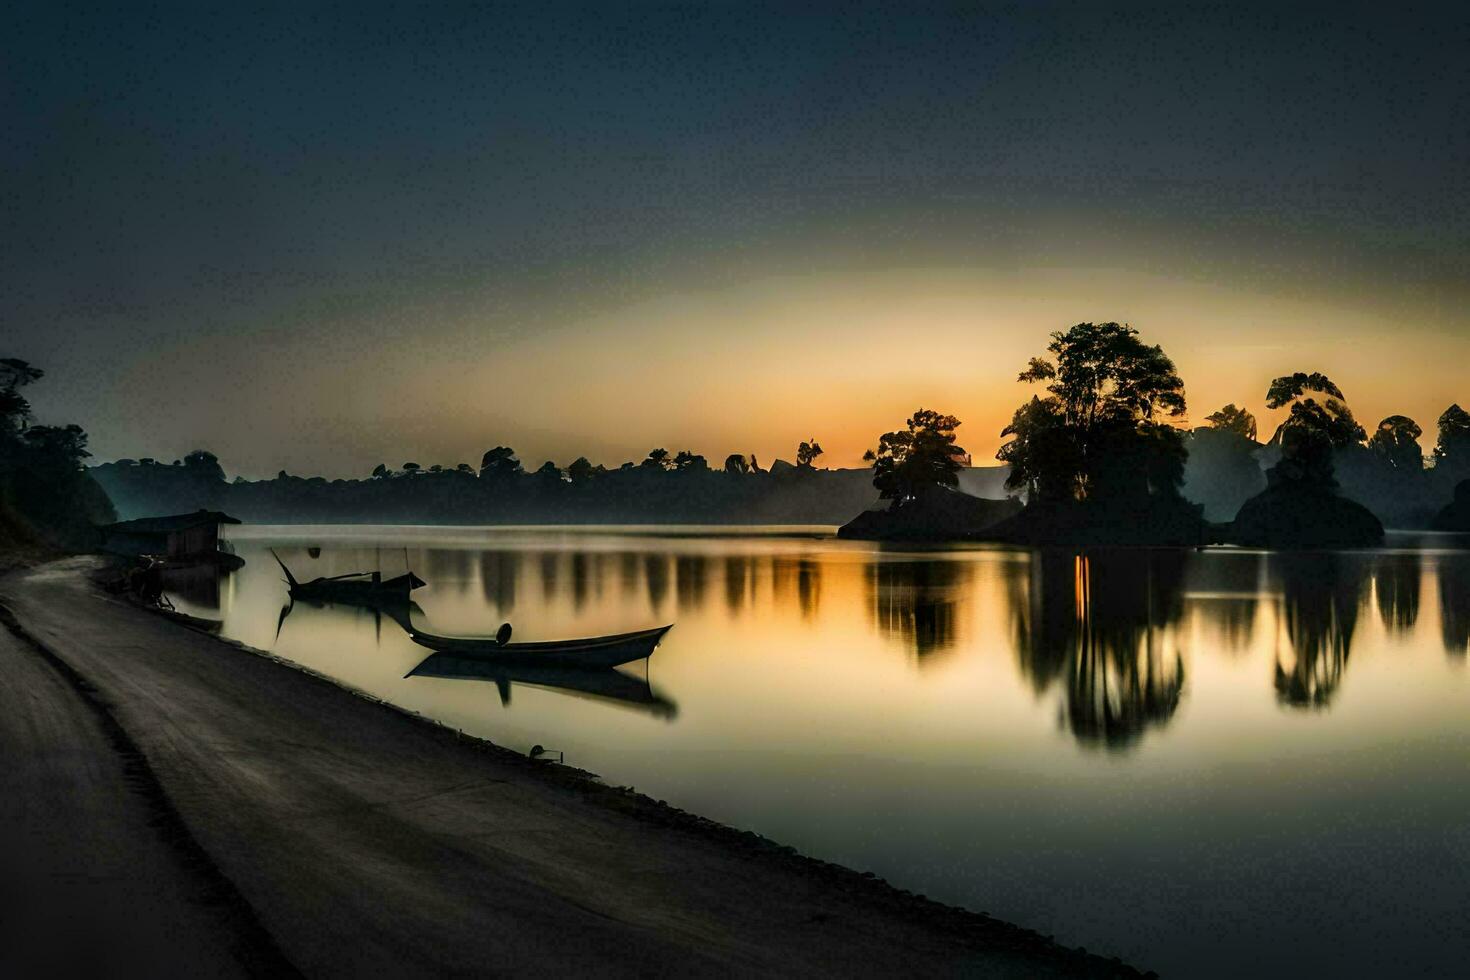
0,557 -> 1145,978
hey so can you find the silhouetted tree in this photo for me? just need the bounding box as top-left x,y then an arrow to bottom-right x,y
997,396 -> 1078,500
867,409 -> 964,506
673,450 -> 708,472
479,446 -> 522,479
1000,322 -> 1187,501
0,358 -> 43,440
1264,372 -> 1365,488
567,456 -> 595,483
371,463 -> 389,479
796,439 -> 824,468
0,359 -> 114,547
723,453 -> 750,475
532,460 -> 562,488
641,448 -> 671,471
402,462 -> 420,474
1367,415 -> 1423,473
1433,404 -> 1470,481
1204,404 -> 1257,440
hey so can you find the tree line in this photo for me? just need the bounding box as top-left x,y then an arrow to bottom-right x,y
859,322 -> 1470,533
0,358 -> 115,549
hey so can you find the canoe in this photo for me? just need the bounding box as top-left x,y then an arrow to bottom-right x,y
405,652 -> 677,717
404,624 -> 672,669
272,550 -> 425,604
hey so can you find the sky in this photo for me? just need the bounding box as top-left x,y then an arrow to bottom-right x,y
4,2 -> 1468,478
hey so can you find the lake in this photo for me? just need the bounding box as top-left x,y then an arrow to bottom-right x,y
174,525 -> 1470,977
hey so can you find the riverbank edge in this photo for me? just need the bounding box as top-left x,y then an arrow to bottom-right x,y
3,557 -> 1150,978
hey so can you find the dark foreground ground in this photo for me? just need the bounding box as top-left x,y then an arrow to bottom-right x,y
0,558 -> 1146,978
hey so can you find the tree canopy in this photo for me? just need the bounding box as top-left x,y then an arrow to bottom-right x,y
479,446 -> 522,478
1265,371 -> 1365,488
865,409 -> 964,505
1367,415 -> 1424,473
1204,404 -> 1258,441
999,322 -> 1187,502
1434,404 -> 1470,479
796,439 -> 824,468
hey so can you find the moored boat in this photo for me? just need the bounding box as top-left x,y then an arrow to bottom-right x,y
272,550 -> 426,604
404,624 -> 672,669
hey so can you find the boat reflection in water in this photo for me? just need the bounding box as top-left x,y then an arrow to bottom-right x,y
405,652 -> 677,718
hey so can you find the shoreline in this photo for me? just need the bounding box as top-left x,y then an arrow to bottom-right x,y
0,557 -> 1147,977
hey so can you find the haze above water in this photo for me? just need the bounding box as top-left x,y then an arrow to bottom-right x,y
181,526 -> 1469,978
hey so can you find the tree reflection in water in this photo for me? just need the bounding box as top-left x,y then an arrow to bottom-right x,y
1373,552 -> 1421,633
1011,550 -> 1186,751
478,550 -> 519,614
675,554 -> 710,610
867,558 -> 971,660
1271,552 -> 1369,709
1439,554 -> 1470,657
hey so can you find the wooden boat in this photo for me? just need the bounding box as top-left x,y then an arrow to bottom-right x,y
272,550 -> 425,604
404,623 -> 672,669
405,652 -> 677,717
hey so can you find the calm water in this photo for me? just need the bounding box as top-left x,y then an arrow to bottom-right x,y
176,526 -> 1469,977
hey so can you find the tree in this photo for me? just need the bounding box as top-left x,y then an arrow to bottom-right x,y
1265,372 -> 1365,488
1433,404 -> 1470,480
723,453 -> 750,475
371,463 -> 389,479
532,460 -> 563,488
402,462 -> 420,474
1367,415 -> 1423,473
479,446 -> 522,479
673,450 -> 708,472
997,396 -> 1078,500
641,448 -> 671,471
1204,404 -> 1257,441
21,424 -> 90,470
1001,322 -> 1187,501
182,449 -> 225,482
796,439 -> 824,468
0,357 -> 43,439
567,456 -> 596,483
867,409 -> 964,506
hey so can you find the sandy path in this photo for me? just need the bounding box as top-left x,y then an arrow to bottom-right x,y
0,604 -> 287,977
0,558 -> 1144,978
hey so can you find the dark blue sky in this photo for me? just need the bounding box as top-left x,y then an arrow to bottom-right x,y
5,3 -> 1468,475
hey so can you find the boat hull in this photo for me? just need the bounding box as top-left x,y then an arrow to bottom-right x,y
406,624 -> 672,669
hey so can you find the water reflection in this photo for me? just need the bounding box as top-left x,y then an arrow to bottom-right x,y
208,529 -> 1470,980
479,551 -> 519,612
407,653 -> 677,718
1441,555 -> 1470,657
1012,551 -> 1186,750
724,555 -> 752,615
1271,553 -> 1369,709
868,558 -> 971,660
676,554 -> 709,610
644,553 -> 669,613
1374,553 -> 1421,633
160,562 -> 224,611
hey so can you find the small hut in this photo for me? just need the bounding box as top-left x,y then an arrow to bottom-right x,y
101,510 -> 242,563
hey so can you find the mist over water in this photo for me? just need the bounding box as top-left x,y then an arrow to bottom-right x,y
180,526 -> 1470,978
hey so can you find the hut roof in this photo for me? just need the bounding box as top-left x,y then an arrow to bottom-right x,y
102,510 -> 242,534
